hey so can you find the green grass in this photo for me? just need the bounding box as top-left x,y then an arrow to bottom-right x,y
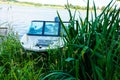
0,32 -> 48,79
0,0 -> 120,80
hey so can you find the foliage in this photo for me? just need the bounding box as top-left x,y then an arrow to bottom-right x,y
0,32 -> 47,79
42,0 -> 120,80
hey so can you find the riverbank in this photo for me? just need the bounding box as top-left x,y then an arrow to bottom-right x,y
0,1 -> 104,10
0,1 -> 65,9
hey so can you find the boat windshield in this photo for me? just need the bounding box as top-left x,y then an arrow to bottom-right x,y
28,21 -> 59,36
27,21 -> 71,36
44,22 -> 59,36
60,22 -> 70,36
28,21 -> 43,35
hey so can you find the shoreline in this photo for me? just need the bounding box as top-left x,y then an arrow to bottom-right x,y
0,1 -> 65,9
0,1 -> 103,10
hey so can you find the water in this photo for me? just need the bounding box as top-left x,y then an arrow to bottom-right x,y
0,4 -> 96,38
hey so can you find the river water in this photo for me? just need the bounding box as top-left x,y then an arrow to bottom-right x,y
0,4 -> 98,38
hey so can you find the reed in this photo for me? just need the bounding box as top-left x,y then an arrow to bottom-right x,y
42,0 -> 120,80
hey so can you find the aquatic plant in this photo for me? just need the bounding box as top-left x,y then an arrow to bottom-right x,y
42,0 -> 120,80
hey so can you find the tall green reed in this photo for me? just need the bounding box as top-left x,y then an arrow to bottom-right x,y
42,0 -> 120,80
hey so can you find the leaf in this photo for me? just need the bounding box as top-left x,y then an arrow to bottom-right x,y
81,46 -> 88,61
65,57 -> 75,62
0,66 -> 5,74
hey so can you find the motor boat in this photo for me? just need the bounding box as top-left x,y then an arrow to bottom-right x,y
20,17 -> 70,52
